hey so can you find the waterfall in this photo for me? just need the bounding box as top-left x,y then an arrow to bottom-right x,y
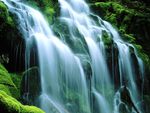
2,0 -> 90,113
2,0 -> 144,113
103,21 -> 144,112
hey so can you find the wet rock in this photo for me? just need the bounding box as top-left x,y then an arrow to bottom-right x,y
21,66 -> 41,105
119,102 -> 130,113
119,86 -> 140,113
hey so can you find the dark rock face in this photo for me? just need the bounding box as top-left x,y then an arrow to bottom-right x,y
21,67 -> 41,105
0,1 -> 26,72
119,86 -> 140,113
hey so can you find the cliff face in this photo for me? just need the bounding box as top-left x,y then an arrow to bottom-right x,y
0,0 -> 150,113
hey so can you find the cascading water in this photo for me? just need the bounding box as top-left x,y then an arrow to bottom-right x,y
103,21 -> 144,112
2,0 -> 90,113
2,0 -> 144,113
58,0 -> 112,112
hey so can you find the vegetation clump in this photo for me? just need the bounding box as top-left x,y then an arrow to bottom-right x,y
25,0 -> 56,24
0,63 -> 45,113
91,1 -> 150,58
0,63 -> 17,97
0,91 -> 45,113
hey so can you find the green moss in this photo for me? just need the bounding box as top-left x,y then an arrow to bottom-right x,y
0,91 -> 20,113
10,73 -> 22,90
0,64 -> 44,112
0,84 -> 11,96
0,1 -> 15,27
92,1 -> 148,30
95,2 -> 111,9
0,91 -> 45,113
123,34 -> 136,43
92,1 -> 150,69
25,0 -> 56,24
0,64 -> 20,99
134,44 -> 150,69
21,105 -> 45,113
44,7 -> 55,23
0,64 -> 7,72
105,13 -> 117,25
102,31 -> 113,48
10,73 -> 22,99
0,64 -> 15,87
0,1 -> 8,20
7,16 -> 15,27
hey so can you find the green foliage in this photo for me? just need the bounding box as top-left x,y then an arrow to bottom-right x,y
0,64 -> 44,112
44,6 -> 55,23
134,44 -> 150,69
0,2 -> 15,27
102,31 -> 113,48
25,0 -> 56,24
0,63 -> 7,72
10,73 -> 22,100
21,105 -> 45,113
0,91 -> 20,112
123,34 -> 135,43
0,64 -> 15,87
0,2 -> 8,19
0,84 -> 11,96
0,91 -> 45,113
10,73 -> 22,91
0,64 -> 20,99
94,2 -> 134,27
92,1 -> 150,69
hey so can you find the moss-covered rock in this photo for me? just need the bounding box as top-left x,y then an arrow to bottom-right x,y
0,63 -> 45,112
0,91 -> 20,113
0,91 -> 45,113
21,105 -> 45,113
25,0 -> 56,24
0,1 -> 15,27
91,1 -> 150,58
102,30 -> 113,49
0,84 -> 11,96
0,63 -> 22,99
0,64 -> 17,95
0,64 -> 15,87
10,73 -> 23,100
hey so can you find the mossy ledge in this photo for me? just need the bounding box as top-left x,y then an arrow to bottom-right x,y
0,91 -> 44,113
0,63 -> 45,113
